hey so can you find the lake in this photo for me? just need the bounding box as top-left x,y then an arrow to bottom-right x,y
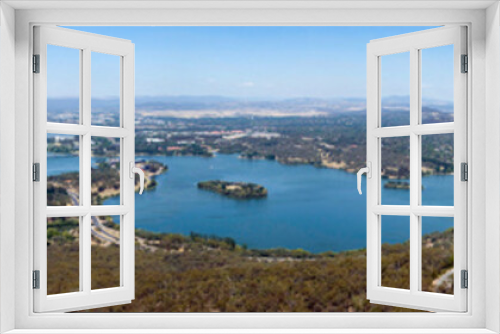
48,154 -> 454,253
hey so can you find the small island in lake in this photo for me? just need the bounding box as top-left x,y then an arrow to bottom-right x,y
197,180 -> 268,199
384,181 -> 425,190
384,181 -> 410,190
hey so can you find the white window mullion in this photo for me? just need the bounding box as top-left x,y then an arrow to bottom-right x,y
81,47 -> 92,294
377,214 -> 382,288
409,47 -> 420,294
81,214 -> 91,294
82,48 -> 91,208
90,126 -> 129,138
372,205 -> 411,215
46,123 -> 89,136
365,45 -> 380,300
78,48 -> 85,293
415,47 -> 424,293
452,26 -> 468,303
120,57 -> 127,288
33,26 -> 49,306
373,123 -> 454,138
121,50 -> 135,296
90,205 -> 129,216
412,206 -> 454,217
372,126 -> 411,138
413,123 -> 454,135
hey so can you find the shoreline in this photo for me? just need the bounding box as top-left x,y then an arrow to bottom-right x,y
94,160 -> 167,204
49,155 -> 452,254
101,154 -> 453,254
50,151 -> 453,179
137,151 -> 454,178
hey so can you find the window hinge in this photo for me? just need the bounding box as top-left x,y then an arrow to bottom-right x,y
33,54 -> 40,73
461,270 -> 468,289
33,270 -> 40,289
461,54 -> 468,73
461,162 -> 468,182
33,163 -> 40,182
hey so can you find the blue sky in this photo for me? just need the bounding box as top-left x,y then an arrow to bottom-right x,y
47,26 -> 453,101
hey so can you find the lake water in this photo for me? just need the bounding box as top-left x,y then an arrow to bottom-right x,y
48,154 -> 454,253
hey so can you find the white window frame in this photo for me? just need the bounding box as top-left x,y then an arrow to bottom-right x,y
366,26 -> 467,312
1,2 -> 499,333
33,25 -> 136,313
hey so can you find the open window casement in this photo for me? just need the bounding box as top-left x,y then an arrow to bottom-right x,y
33,26 -> 137,312
364,26 -> 467,312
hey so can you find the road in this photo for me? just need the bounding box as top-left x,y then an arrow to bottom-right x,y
68,190 -> 119,245
433,268 -> 454,291
67,189 -> 159,252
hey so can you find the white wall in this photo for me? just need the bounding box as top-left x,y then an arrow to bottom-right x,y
485,2 -> 500,333
0,2 -> 16,333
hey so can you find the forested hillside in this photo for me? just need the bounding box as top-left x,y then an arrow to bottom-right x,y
46,222 -> 454,313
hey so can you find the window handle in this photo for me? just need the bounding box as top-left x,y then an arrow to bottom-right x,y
357,162 -> 372,195
129,162 -> 145,195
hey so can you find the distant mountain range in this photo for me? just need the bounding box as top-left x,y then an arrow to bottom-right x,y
47,95 -> 453,118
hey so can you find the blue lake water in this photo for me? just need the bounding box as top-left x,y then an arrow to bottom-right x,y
48,154 -> 454,253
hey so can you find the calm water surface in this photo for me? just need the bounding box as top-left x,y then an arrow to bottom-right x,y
48,154 -> 454,253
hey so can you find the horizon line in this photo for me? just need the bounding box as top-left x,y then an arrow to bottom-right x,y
47,94 -> 453,103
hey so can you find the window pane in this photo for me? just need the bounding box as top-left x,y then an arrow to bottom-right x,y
47,45 -> 81,124
381,136 -> 410,205
47,217 -> 80,295
91,137 -> 121,205
421,217 -> 454,294
421,133 -> 454,206
91,52 -> 121,127
47,134 -> 80,206
381,52 -> 410,127
91,215 -> 121,290
421,45 -> 454,124
381,215 -> 410,290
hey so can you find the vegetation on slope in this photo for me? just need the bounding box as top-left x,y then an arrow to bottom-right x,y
46,221 -> 454,313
